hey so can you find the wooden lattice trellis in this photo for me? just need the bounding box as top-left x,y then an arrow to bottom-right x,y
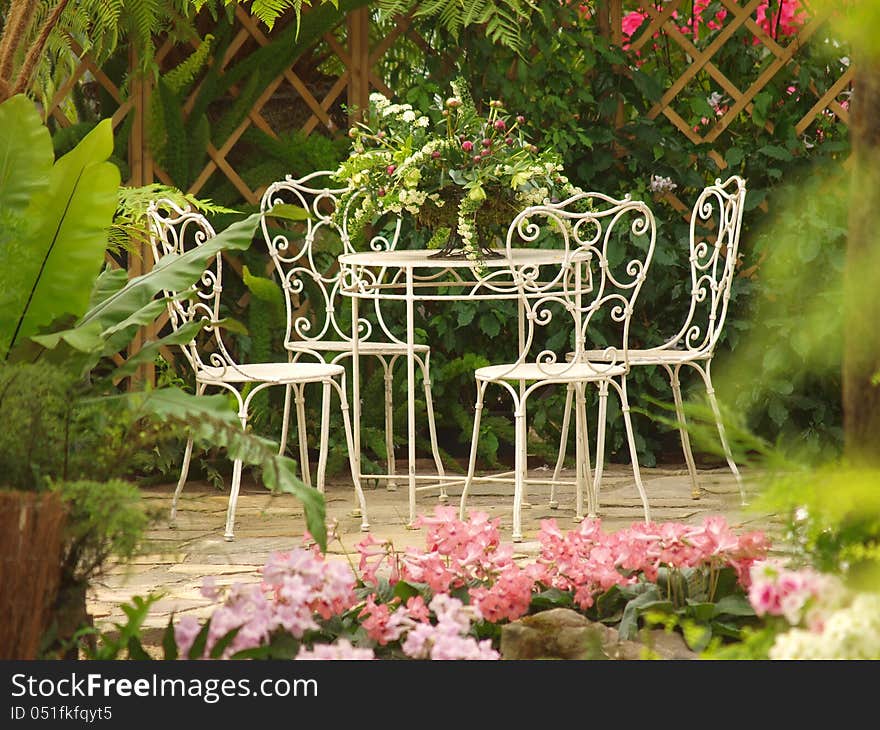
626,0 -> 852,213
33,2 -> 852,386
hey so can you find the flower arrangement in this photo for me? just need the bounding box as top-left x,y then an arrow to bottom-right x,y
332,78 -> 584,260
157,509 -> 769,660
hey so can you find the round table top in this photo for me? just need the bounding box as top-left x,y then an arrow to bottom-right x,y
338,247 -> 588,269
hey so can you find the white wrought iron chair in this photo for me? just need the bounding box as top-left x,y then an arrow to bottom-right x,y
458,193 -> 657,541
147,199 -> 369,541
550,175 -> 748,506
260,171 -> 446,497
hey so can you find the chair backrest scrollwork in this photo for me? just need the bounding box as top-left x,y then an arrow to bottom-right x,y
661,175 -> 747,356
260,171 -> 402,351
502,193 -> 657,379
146,199 -> 239,377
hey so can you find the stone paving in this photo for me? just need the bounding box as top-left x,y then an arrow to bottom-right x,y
88,460 -> 782,634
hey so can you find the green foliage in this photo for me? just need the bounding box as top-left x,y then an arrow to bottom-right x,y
54,479 -> 152,586
0,362 -> 187,489
110,183 -> 238,254
0,97 -> 120,360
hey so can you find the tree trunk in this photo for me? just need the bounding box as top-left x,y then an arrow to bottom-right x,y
844,62 -> 880,463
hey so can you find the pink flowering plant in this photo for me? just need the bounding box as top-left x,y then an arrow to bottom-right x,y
140,509 -> 767,659
86,510 -> 769,660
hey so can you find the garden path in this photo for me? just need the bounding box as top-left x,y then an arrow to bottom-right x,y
88,462 -> 781,634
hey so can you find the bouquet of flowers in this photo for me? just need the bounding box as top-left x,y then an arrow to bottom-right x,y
332,78 -> 584,260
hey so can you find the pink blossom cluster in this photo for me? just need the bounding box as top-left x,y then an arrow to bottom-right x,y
621,1 -> 807,53
175,547 -> 357,658
357,595 -> 430,645
362,507 -> 516,594
748,560 -> 843,629
755,0 -> 808,41
400,594 -> 499,660
534,515 -> 769,609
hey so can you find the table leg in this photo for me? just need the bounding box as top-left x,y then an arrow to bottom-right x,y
351,294 -> 362,513
406,266 -> 417,528
517,297 -> 530,508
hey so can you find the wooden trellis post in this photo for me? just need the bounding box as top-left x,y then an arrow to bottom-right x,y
347,7 -> 371,124
127,49 -> 156,389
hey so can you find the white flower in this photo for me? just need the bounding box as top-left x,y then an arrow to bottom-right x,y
649,175 -> 677,193
402,110 -> 416,123
416,116 -> 430,128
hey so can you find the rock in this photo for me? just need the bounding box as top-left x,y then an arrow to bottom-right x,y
500,608 -> 608,660
500,608 -> 699,660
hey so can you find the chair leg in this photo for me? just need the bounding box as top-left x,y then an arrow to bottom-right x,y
615,376 -> 651,523
294,383 -> 312,487
550,383 -> 574,509
278,384 -> 293,457
224,408 -> 249,542
665,363 -> 700,499
574,382 -> 593,521
170,382 -> 205,525
512,396 -> 527,543
694,361 -> 747,506
170,436 -> 194,526
380,355 -> 397,492
316,381 -> 331,494
591,381 -> 609,518
459,381 -> 487,521
418,352 -> 448,502
334,378 -> 370,531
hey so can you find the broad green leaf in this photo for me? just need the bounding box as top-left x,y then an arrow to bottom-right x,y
110,321 -> 206,379
3,119 -> 120,357
712,593 -> 756,618
209,626 -> 242,659
266,203 -> 311,221
188,619 -> 212,659
0,96 -> 54,357
79,212 -> 260,331
31,320 -> 105,354
88,267 -> 129,310
392,580 -> 423,603
684,600 -> 716,623
618,585 -> 663,640
0,95 -> 52,214
242,264 -> 285,320
162,618 -> 179,661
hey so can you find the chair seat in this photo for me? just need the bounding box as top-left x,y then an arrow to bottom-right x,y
286,339 -> 430,355
570,348 -> 709,365
196,361 -> 344,384
475,361 -> 626,383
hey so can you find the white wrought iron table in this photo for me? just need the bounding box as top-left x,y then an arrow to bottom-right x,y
338,247 -> 589,528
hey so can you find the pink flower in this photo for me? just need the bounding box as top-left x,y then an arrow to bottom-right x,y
295,639 -> 374,660
469,565 -> 534,623
622,11 -> 647,38
174,615 -> 202,658
405,595 -> 430,623
461,140 -> 474,152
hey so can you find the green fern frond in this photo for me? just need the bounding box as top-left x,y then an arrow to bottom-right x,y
164,33 -> 213,95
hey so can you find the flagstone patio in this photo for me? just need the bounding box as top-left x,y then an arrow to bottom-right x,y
88,461 -> 782,634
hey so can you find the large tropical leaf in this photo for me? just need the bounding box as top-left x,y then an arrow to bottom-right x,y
33,212 -> 262,375
1,117 -> 120,358
0,95 -> 54,358
78,212 -> 261,332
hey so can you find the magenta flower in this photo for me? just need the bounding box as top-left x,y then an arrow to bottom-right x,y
493,119 -> 506,131
461,140 -> 474,152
